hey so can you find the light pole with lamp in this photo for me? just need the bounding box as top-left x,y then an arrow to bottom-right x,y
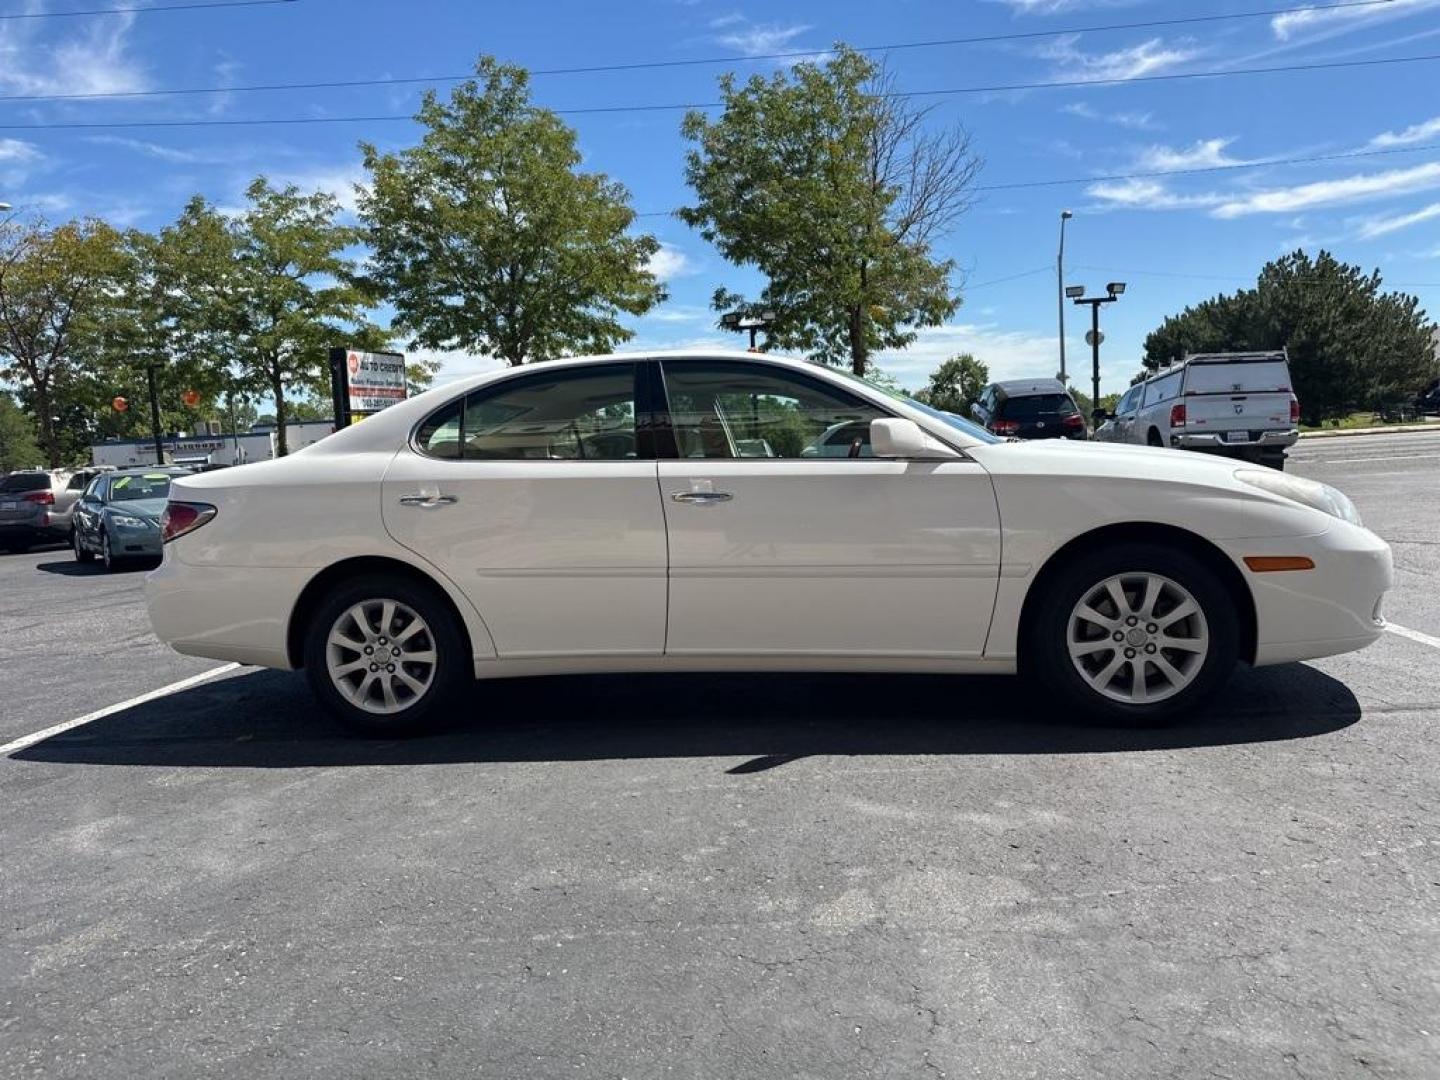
1066,281 -> 1126,429
1057,209 -> 1072,381
720,310 -> 775,351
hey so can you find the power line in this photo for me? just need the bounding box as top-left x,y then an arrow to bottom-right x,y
0,0 -> 296,19
1,52 -> 1437,128
0,0 -> 1397,101
634,144 -> 1440,216
1075,264 -> 1440,288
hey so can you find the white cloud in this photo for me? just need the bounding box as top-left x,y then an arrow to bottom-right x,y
0,138 -> 41,164
269,163 -> 370,213
1211,161 -> 1440,218
418,348 -> 506,387
0,10 -> 148,97
1272,0 -> 1439,41
1085,178 -> 1226,211
1060,101 -> 1160,131
1037,34 -> 1201,82
1370,115 -> 1440,148
713,19 -> 812,56
872,322 -> 1068,391
644,303 -> 712,324
1132,137 -> 1246,171
992,0 -> 1136,13
1355,201 -> 1440,239
646,242 -> 698,282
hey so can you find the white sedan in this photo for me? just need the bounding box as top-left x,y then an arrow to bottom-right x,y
146,351 -> 1391,735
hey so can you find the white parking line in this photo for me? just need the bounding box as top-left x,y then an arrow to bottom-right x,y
0,663 -> 242,757
1386,623 -> 1440,650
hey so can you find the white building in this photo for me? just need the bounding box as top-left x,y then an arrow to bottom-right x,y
91,421 -> 336,469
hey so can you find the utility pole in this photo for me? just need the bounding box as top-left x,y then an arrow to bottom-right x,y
1057,210 -> 1072,381
145,362 -> 165,465
1066,282 -> 1127,429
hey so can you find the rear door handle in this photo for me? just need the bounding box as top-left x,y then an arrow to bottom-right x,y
671,491 -> 733,505
398,493 -> 459,507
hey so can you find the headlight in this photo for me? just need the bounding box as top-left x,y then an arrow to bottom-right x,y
110,514 -> 153,529
1235,469 -> 1363,526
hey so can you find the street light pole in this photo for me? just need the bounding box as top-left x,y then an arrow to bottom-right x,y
1067,282 -> 1127,430
145,362 -> 165,465
1057,210 -> 1072,381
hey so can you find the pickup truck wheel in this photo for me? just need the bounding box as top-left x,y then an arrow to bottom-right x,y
1027,543 -> 1239,725
303,574 -> 468,737
1146,428 -> 1164,447
1261,449 -> 1287,471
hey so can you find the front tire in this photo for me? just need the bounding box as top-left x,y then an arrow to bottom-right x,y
100,531 -> 119,572
1026,543 -> 1239,724
303,574 -> 468,737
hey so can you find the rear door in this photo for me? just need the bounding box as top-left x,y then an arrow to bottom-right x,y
381,363 -> 669,659
1181,358 -> 1294,442
656,358 -> 1001,658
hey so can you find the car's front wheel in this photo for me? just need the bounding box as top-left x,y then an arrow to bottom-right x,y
100,531 -> 119,571
1027,543 -> 1239,724
303,574 -> 468,736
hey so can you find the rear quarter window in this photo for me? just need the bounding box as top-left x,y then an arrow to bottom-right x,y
1183,360 -> 1291,394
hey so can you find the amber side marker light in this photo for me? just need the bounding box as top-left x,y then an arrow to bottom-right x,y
1244,556 -> 1316,572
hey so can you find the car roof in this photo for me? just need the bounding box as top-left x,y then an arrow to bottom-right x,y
107,467 -> 192,477
993,378 -> 1069,396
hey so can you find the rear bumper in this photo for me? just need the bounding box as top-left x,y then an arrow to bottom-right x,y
1172,428 -> 1299,450
0,520 -> 65,543
145,553 -> 304,669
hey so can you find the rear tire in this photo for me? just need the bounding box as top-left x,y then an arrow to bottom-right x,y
1146,428 -> 1164,447
1261,449 -> 1287,471
303,573 -> 469,737
73,528 -> 94,563
1025,543 -> 1239,725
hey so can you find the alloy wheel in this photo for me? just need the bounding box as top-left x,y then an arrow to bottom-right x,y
324,598 -> 438,716
1066,572 -> 1210,704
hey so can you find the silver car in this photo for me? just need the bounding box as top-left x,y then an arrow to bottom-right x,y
0,468 -> 111,554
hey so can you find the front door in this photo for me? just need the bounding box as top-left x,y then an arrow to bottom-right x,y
656,359 -> 1001,658
382,362 -> 668,659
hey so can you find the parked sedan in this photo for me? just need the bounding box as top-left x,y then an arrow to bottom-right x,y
73,468 -> 191,570
146,351 -> 1391,736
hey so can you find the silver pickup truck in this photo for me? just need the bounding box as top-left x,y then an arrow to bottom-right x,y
1095,351 -> 1300,469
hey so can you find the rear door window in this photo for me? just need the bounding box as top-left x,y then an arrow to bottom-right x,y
1183,360 -> 1290,394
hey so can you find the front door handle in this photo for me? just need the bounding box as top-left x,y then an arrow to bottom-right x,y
398,493 -> 459,507
671,491 -> 733,505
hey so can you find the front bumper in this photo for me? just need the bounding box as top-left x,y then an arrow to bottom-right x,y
111,525 -> 163,557
1172,428 -> 1300,450
1223,520 -> 1393,666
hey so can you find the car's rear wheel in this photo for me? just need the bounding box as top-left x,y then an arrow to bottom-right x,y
1147,428 -> 1164,447
303,574 -> 468,737
72,528 -> 94,563
1026,543 -> 1239,724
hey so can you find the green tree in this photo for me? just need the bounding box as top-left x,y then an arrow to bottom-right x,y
165,181 -> 384,454
681,46 -> 981,375
0,392 -> 42,471
1143,250 -> 1438,423
913,354 -> 989,413
0,217 -> 128,466
359,56 -> 663,366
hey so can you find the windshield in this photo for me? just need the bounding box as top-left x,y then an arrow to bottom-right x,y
828,367 -> 1001,444
1000,393 -> 1077,419
108,473 -> 174,503
0,473 -> 52,493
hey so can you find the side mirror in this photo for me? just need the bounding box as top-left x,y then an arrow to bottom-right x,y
871,418 -> 947,458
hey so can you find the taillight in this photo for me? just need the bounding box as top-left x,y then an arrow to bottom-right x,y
1062,412 -> 1084,429
23,490 -> 54,505
991,419 -> 1019,435
1170,402 -> 1187,427
1289,396 -> 1300,424
161,501 -> 216,543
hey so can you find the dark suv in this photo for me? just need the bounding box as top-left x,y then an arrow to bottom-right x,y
969,378 -> 1087,440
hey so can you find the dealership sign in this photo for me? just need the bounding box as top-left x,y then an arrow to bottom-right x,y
329,347 -> 407,424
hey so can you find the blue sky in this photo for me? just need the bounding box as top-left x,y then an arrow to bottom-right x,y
2,0 -> 1438,399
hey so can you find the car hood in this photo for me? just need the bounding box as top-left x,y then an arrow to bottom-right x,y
968,436 -> 1248,483
108,497 -> 167,520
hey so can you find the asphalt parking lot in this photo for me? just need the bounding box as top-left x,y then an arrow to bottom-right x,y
3,430 -> 1437,1079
